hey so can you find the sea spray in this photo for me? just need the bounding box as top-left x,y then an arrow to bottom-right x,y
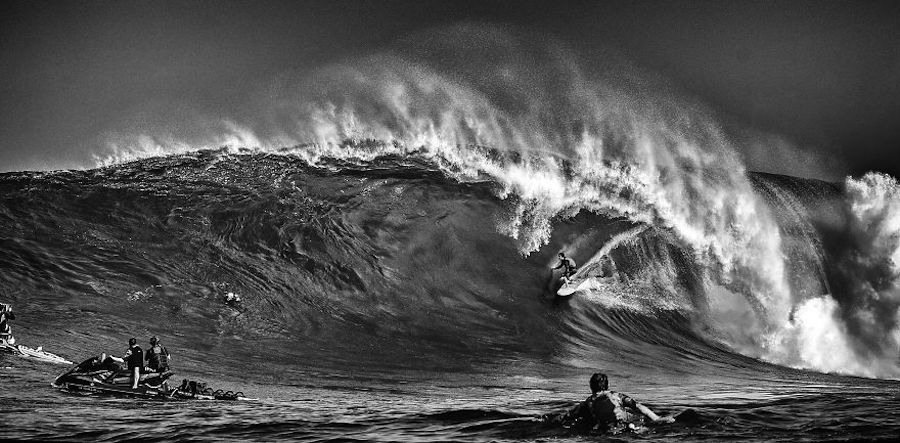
823,173 -> 900,376
87,25 -> 900,378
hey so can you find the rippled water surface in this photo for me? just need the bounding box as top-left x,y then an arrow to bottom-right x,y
4,355 -> 900,442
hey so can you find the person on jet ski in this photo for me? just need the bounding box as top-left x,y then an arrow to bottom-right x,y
122,337 -> 144,389
145,336 -> 170,373
88,352 -> 124,372
562,372 -> 673,434
552,252 -> 578,285
0,303 -> 15,346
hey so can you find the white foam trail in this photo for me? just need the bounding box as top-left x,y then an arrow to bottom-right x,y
575,225 -> 649,278
578,272 -> 688,313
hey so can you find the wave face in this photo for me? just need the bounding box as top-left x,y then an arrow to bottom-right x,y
1,149 -> 898,381
83,26 -> 899,380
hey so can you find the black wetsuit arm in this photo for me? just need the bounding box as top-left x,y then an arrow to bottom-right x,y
562,397 -> 594,427
567,400 -> 586,418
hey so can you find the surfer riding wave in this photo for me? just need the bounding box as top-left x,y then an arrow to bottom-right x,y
552,252 -> 578,286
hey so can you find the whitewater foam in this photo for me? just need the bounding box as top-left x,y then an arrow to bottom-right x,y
85,25 -> 900,379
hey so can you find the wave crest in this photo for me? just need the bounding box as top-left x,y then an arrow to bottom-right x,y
83,25 -> 899,378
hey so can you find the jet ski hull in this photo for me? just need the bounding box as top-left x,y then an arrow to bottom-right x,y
52,356 -> 175,399
53,356 -> 254,401
52,379 -> 171,398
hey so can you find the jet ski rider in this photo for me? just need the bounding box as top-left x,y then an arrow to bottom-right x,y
0,303 -> 15,346
552,252 -> 578,285
145,335 -> 170,373
122,337 -> 144,389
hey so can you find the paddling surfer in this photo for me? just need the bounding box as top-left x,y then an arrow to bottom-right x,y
562,372 -> 674,434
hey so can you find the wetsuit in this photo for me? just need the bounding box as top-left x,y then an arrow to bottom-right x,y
123,344 -> 144,388
123,345 -> 144,372
146,344 -> 169,372
564,391 -> 643,433
86,354 -> 123,372
99,355 -> 123,372
554,257 -> 578,278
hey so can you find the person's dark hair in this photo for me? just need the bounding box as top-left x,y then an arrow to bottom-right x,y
150,336 -> 158,344
129,337 -> 137,346
558,252 -> 565,258
589,372 -> 609,393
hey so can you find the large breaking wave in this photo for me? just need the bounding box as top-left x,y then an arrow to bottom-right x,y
7,25 -> 898,379
2,149 -> 899,380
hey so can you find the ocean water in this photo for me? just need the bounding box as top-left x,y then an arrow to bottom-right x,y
1,150 -> 899,441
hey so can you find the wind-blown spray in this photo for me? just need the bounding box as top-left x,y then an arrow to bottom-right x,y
94,25 -> 898,378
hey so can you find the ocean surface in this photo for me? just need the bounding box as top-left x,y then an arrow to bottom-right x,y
2,148 -> 899,442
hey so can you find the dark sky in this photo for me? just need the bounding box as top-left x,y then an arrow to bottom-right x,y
2,0 -> 899,178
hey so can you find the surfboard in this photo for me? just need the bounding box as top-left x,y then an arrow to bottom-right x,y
556,278 -> 588,296
1,342 -> 72,365
17,345 -> 73,365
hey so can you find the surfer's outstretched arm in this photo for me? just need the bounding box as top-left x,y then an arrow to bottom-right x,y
624,395 -> 674,423
634,402 -> 661,421
635,401 -> 675,423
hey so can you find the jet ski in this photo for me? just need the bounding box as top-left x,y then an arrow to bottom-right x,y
1,338 -> 73,365
52,354 -> 255,401
52,355 -> 175,398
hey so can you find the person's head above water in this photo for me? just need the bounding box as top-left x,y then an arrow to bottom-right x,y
558,252 -> 566,259
128,337 -> 137,347
150,336 -> 159,345
589,372 -> 609,393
